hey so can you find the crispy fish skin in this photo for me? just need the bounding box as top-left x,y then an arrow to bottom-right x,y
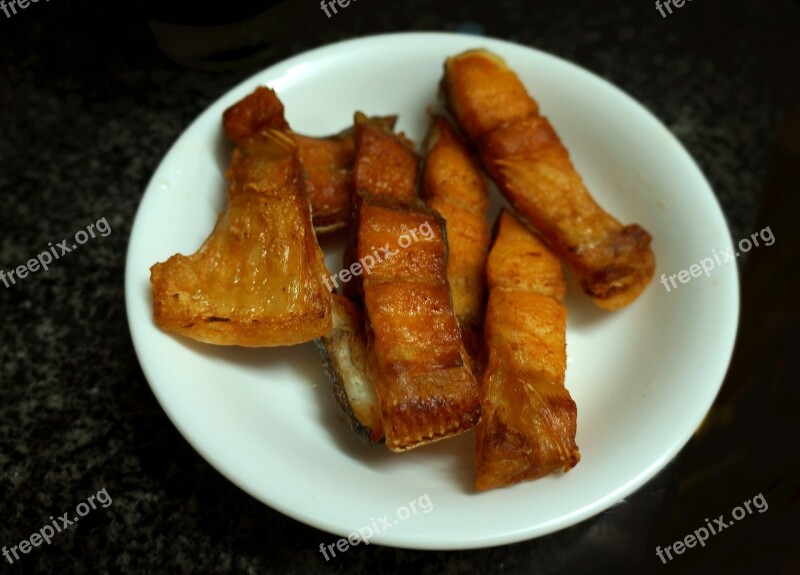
443,49 -> 655,310
421,115 -> 490,365
150,91 -> 332,346
317,295 -> 384,443
476,210 -> 579,491
223,85 -> 355,234
352,114 -> 480,452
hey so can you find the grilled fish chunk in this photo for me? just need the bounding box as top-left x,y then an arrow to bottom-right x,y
421,114 -> 490,366
223,85 -> 355,234
443,49 -> 655,310
293,132 -> 353,233
150,90 -> 331,346
222,85 -> 290,141
476,210 -> 579,490
351,113 -> 481,452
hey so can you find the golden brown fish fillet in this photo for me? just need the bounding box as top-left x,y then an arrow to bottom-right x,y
476,210 -> 579,491
443,49 -> 655,310
351,113 -> 480,452
221,85 -> 290,141
334,115 -> 401,303
317,295 -> 384,443
421,114 -> 490,365
150,90 -> 332,346
223,85 -> 355,234
294,132 -> 354,233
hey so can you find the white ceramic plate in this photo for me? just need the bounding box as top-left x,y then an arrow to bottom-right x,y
125,32 -> 739,550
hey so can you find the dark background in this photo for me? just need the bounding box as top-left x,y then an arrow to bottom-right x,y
1,0 -> 798,573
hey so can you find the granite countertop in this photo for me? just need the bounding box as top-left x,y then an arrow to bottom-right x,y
1,0 -> 798,573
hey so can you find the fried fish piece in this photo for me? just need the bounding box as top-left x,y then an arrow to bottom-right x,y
150,90 -> 332,346
317,295 -> 384,443
443,49 -> 655,310
221,85 -> 290,141
317,115 -> 405,445
294,132 -> 354,233
334,115 -> 402,303
421,114 -> 490,365
223,85 -> 355,234
476,210 -> 579,490
351,113 -> 481,452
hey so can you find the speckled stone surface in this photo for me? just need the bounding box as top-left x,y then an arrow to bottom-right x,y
1,1 -> 798,573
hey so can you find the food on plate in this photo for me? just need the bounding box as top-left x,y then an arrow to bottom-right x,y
222,85 -> 290,142
443,49 -> 655,310
335,115 -> 402,304
317,294 -> 384,443
223,85 -> 355,234
294,131 -> 354,233
350,112 -> 481,452
476,210 -> 579,490
151,44 -> 661,490
150,88 -> 332,346
421,114 -> 490,365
